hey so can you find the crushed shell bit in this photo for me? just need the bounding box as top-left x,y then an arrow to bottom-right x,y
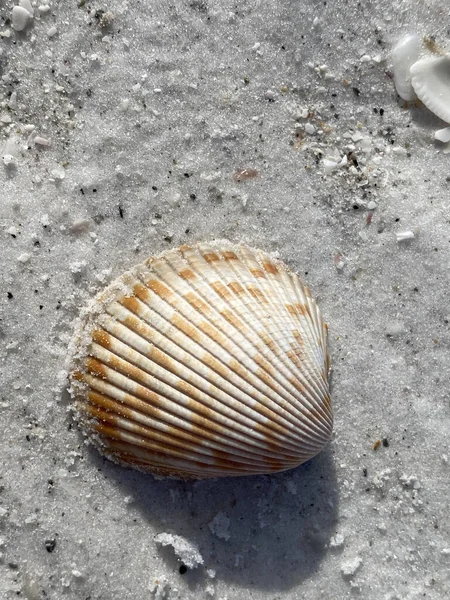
67,242 -> 332,479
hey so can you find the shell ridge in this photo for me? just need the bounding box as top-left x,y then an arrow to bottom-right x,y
179,245 -> 330,426
100,300 -> 328,450
145,252 -> 329,436
267,263 -> 330,394
78,361 -> 314,459
80,398 -> 300,468
104,438 -> 292,477
276,272 -> 332,428
272,267 -> 331,421
81,384 -> 308,463
119,275 -> 324,446
241,248 -> 331,426
88,329 -> 320,453
180,245 -> 332,438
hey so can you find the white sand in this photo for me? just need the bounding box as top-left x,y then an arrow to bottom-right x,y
1,1 -> 449,598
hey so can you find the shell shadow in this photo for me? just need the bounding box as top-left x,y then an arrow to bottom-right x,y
408,102 -> 449,132
87,443 -> 338,592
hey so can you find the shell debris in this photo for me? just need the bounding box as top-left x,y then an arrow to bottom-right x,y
67,242 -> 332,479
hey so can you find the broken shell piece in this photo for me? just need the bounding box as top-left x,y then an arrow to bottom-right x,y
410,55 -> 450,124
68,242 -> 332,479
322,155 -> 348,174
396,230 -> 415,242
391,33 -> 420,101
434,127 -> 450,143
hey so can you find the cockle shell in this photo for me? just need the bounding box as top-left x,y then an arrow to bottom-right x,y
410,55 -> 450,124
67,242 -> 332,479
391,33 -> 420,101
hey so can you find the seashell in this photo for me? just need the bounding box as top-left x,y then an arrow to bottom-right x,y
67,242 -> 332,479
391,33 -> 420,101
410,55 -> 450,123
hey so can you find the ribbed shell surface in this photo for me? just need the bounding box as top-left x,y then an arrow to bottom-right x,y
68,242 -> 332,479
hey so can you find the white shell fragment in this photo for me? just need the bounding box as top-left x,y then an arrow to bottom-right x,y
391,33 -> 420,101
396,231 -> 415,242
434,127 -> 450,143
68,242 -> 332,479
154,533 -> 204,569
410,55 -> 450,124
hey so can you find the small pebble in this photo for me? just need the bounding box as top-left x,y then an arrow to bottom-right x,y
12,6 -> 31,31
305,123 -> 316,135
17,253 -> 31,263
341,556 -> 363,580
50,167 -> 65,180
329,533 -> 345,549
47,25 -> 58,38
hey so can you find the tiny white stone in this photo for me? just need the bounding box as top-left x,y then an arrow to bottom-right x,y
12,6 -> 31,32
38,5 -> 51,14
41,214 -> 51,227
50,166 -> 65,180
341,556 -> 363,579
396,230 -> 415,242
386,321 -> 405,336
71,570 -> 83,579
351,131 -> 364,143
17,252 -> 31,263
34,136 -> 51,146
367,201 -> 377,210
360,54 -> 371,63
441,548 -> 450,556
8,91 -> 18,110
434,127 -> 450,143
305,123 -> 315,135
47,25 -> 58,38
329,533 -> 345,549
3,154 -> 17,167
